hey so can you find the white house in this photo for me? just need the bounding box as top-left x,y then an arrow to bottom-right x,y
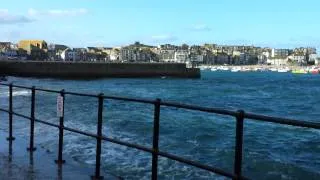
262,51 -> 270,58
257,55 -> 267,64
3,49 -> 17,58
267,57 -> 288,66
239,53 -> 250,64
289,55 -> 305,64
309,54 -> 317,63
190,54 -> 203,63
61,48 -> 75,61
160,49 -> 175,62
271,49 -> 289,58
109,49 -> 120,61
174,50 -> 189,63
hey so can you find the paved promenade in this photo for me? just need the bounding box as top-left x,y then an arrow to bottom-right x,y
0,131 -> 120,180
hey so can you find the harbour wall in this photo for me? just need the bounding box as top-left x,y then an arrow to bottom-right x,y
0,61 -> 200,79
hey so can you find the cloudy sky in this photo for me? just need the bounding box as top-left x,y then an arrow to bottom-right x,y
1,0 -> 320,50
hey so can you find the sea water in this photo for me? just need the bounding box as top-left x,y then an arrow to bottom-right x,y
0,71 -> 319,179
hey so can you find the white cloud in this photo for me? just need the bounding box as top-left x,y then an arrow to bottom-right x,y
0,9 -> 33,24
151,34 -> 178,42
191,24 -> 212,31
28,8 -> 88,17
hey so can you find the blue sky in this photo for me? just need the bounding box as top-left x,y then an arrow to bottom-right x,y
1,0 -> 320,49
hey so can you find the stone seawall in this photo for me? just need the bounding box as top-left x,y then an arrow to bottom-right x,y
0,61 -> 200,79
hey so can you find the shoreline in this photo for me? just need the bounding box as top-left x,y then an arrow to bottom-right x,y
199,64 -> 319,69
198,64 -> 320,73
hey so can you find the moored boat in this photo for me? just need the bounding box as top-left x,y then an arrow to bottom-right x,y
277,67 -> 291,73
231,67 -> 241,72
310,69 -> 319,74
292,69 -> 308,74
240,67 -> 251,72
210,67 -> 217,71
270,68 -> 278,72
221,67 -> 230,71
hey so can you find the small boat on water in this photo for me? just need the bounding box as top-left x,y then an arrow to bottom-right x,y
199,65 -> 210,71
254,67 -> 262,72
240,68 -> 251,72
210,67 -> 217,71
216,66 -> 230,71
269,68 -> 278,72
292,69 -> 308,74
231,67 -> 241,72
277,67 -> 291,73
309,68 -> 319,74
221,67 -> 230,71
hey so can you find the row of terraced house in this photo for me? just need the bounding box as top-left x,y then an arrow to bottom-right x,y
0,40 -> 318,65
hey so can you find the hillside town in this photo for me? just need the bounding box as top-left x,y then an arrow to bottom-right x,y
0,40 -> 319,66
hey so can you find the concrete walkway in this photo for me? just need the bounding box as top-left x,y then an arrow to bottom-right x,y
0,131 -> 121,180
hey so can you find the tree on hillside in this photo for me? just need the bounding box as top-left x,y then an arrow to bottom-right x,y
181,44 -> 189,50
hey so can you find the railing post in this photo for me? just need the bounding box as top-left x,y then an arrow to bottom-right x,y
91,93 -> 104,180
6,83 -> 15,141
55,89 -> 66,164
233,110 -> 245,180
27,86 -> 36,151
152,98 -> 161,180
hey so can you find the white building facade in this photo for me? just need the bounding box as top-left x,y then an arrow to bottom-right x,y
267,58 -> 288,66
61,48 -> 75,61
174,50 -> 189,63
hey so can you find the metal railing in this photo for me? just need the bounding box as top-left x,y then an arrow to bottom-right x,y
0,82 -> 320,180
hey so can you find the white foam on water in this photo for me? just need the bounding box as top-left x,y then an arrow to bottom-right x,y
0,90 -> 31,97
13,90 -> 31,96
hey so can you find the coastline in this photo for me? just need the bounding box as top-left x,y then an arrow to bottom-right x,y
199,64 -> 319,69
198,64 -> 320,73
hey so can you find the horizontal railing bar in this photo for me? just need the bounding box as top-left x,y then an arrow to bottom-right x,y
0,108 -> 60,128
11,111 -> 31,120
1,83 -> 155,103
63,126 -> 154,154
2,108 -> 320,132
11,110 -> 61,128
64,91 -> 99,98
12,84 -> 32,90
0,108 -> 154,153
0,108 -> 10,113
51,125 -> 155,154
161,101 -> 238,116
0,82 -> 10,86
157,151 -> 240,179
245,113 -> 320,130
101,135 -> 154,153
34,118 -> 60,128
102,95 -> 156,104
34,88 -> 61,94
63,126 -> 98,138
